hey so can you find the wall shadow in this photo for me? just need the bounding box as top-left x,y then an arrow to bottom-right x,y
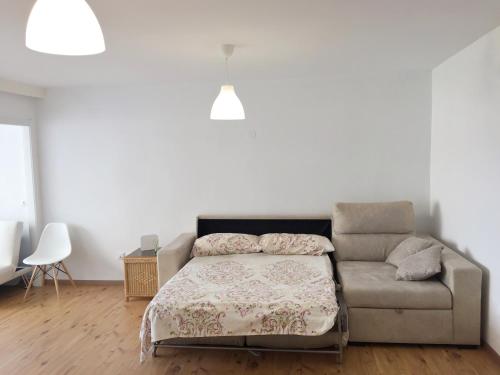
430,201 -> 490,342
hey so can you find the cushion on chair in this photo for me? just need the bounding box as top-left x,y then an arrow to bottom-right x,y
337,261 -> 451,309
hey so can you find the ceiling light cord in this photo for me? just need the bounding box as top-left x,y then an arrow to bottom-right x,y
221,44 -> 234,85
224,56 -> 230,84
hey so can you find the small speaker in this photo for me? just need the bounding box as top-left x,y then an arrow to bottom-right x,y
140,234 -> 159,251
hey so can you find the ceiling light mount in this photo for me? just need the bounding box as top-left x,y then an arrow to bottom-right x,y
222,44 -> 235,59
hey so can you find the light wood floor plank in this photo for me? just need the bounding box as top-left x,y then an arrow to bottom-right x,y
0,284 -> 498,375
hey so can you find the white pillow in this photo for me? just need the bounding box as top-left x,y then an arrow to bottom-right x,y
259,233 -> 335,256
191,233 -> 262,257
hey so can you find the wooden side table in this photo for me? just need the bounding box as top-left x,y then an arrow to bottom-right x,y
123,249 -> 158,301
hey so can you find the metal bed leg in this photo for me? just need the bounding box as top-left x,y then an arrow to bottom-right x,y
337,309 -> 343,364
335,285 -> 347,364
153,344 -> 158,357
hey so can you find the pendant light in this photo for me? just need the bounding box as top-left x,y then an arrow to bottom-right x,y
26,0 -> 105,56
210,44 -> 245,120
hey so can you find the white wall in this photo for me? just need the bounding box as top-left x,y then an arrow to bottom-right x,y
37,72 -> 431,280
431,26 -> 500,353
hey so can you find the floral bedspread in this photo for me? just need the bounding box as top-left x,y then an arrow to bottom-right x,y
140,253 -> 338,361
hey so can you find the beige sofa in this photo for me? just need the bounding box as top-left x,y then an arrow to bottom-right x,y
333,201 -> 481,345
156,204 -> 482,347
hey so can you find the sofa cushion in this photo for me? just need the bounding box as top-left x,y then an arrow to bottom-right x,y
386,236 -> 434,267
396,245 -> 443,281
334,233 -> 410,261
333,201 -> 415,234
337,261 -> 451,309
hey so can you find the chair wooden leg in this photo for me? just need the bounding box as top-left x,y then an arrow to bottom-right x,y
24,266 -> 38,301
52,264 -> 60,299
60,261 -> 76,288
40,265 -> 46,287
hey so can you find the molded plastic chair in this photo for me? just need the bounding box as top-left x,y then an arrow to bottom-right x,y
23,223 -> 76,299
0,221 -> 24,285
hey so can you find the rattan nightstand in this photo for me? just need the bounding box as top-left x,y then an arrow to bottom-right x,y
123,249 -> 158,301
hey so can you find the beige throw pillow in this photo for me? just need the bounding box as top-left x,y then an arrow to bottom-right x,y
259,233 -> 335,256
191,233 -> 262,257
386,236 -> 434,267
395,245 -> 443,281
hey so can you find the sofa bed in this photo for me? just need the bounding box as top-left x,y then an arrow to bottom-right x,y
141,203 -> 482,363
140,217 -> 348,362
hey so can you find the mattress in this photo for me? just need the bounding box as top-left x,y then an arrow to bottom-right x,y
140,253 -> 338,360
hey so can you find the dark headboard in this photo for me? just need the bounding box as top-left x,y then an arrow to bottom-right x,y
197,217 -> 332,239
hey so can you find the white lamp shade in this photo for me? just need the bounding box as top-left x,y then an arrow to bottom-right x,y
26,0 -> 105,56
210,85 -> 245,120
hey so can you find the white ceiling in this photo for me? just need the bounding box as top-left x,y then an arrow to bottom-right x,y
1,0 -> 500,87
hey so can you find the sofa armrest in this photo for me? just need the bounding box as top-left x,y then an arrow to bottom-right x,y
428,236 -> 482,344
157,233 -> 196,288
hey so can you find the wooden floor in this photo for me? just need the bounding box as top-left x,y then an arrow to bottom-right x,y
0,284 -> 499,375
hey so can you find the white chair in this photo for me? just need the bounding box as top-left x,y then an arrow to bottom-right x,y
23,223 -> 76,300
0,221 -> 26,285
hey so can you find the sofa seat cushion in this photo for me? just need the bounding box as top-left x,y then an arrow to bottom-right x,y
337,261 -> 452,309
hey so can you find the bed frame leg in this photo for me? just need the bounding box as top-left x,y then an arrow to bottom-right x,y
153,345 -> 158,357
336,308 -> 344,364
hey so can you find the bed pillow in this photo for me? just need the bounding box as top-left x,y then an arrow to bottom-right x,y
259,233 -> 335,256
386,236 -> 434,267
191,233 -> 262,257
396,245 -> 443,281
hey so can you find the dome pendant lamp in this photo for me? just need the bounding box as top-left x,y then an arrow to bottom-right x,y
210,44 -> 245,120
26,0 -> 106,56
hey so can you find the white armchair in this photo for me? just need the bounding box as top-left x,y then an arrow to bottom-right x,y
0,221 -> 24,285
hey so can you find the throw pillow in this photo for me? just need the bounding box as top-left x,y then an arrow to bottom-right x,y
386,236 -> 434,267
395,245 -> 443,281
